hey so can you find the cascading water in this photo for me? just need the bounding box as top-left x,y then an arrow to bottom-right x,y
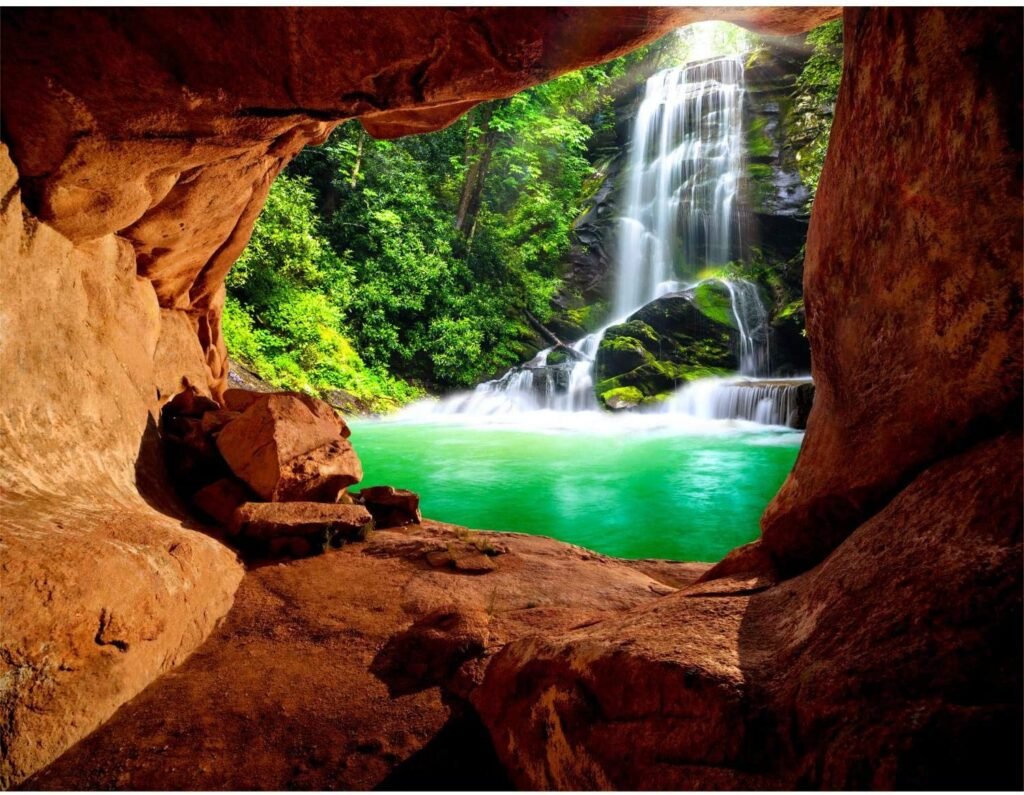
410,53 -> 809,429
614,56 -> 746,315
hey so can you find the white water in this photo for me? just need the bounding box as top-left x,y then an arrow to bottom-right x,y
398,54 -> 809,431
614,56 -> 746,316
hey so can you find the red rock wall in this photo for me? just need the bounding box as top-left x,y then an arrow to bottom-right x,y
762,7 -> 1023,573
0,143 -> 245,787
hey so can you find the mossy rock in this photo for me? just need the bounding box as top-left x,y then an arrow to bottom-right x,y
573,302 -> 611,333
545,347 -> 570,366
595,335 -> 655,379
545,317 -> 588,344
593,290 -> 740,410
691,281 -> 737,329
599,386 -> 644,411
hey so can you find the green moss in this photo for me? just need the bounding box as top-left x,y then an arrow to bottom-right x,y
565,301 -> 610,333
545,348 -> 569,366
692,281 -> 737,329
746,119 -> 775,160
599,386 -> 644,409
776,298 -> 804,321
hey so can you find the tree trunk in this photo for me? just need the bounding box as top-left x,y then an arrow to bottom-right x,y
348,132 -> 365,189
455,105 -> 496,235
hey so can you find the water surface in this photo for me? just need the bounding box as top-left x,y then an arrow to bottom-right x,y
351,412 -> 801,562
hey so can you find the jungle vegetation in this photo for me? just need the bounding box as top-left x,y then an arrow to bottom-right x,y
223,21 -> 842,411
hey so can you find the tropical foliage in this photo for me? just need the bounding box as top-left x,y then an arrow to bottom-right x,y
222,22 -> 839,411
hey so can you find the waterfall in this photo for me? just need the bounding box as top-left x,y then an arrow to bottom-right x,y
720,278 -> 770,376
664,377 -> 813,428
614,56 -> 746,316
408,54 -> 808,429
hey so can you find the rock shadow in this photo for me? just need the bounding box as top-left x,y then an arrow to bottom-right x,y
376,711 -> 513,791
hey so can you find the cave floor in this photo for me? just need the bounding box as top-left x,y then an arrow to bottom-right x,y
24,521 -> 705,790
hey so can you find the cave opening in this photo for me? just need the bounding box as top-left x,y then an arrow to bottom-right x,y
212,19 -> 840,563
2,7 -> 1019,791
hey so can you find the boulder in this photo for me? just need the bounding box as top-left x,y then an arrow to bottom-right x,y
355,485 -> 422,528
216,394 -> 360,502
222,389 -> 351,437
200,409 -> 241,435
231,502 -> 373,556
371,608 -> 491,697
191,477 -> 251,527
221,388 -> 264,413
276,439 -> 364,503
601,386 -> 643,411
594,290 -> 737,407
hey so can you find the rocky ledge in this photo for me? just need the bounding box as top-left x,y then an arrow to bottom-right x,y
24,520 -> 706,790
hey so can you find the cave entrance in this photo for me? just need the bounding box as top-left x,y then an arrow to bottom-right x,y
219,20 -> 842,563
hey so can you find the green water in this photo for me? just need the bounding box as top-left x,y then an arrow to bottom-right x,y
350,418 -> 802,562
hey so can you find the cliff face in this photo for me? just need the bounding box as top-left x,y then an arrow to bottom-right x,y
1,6 -> 1021,789
552,31 -> 825,369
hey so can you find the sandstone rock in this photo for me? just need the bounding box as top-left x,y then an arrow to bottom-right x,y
473,433 -> 1023,790
231,501 -> 373,543
24,521 -> 675,790
200,409 -> 241,435
295,394 -> 351,439
760,7 -> 1023,574
2,6 -> 1019,788
216,394 -> 360,502
425,541 -> 501,574
452,551 -> 499,573
222,388 -> 264,413
276,439 -> 364,503
371,608 -> 491,697
356,485 -> 422,528
191,477 -> 250,527
163,384 -> 220,418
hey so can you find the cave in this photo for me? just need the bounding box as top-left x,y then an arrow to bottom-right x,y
1,7 -> 1021,790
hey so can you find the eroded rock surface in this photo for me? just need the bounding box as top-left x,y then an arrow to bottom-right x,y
216,393 -> 361,502
3,6 -> 1021,789
761,7 -> 1023,573
24,523 -> 701,790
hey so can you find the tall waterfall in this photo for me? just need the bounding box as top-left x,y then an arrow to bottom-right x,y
408,54 -> 809,429
614,56 -> 746,316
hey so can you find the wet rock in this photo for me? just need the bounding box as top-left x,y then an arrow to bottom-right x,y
594,290 -> 737,407
371,608 -> 490,697
355,486 -> 422,528
216,394 -> 361,502
191,477 -> 250,527
601,386 -> 643,411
